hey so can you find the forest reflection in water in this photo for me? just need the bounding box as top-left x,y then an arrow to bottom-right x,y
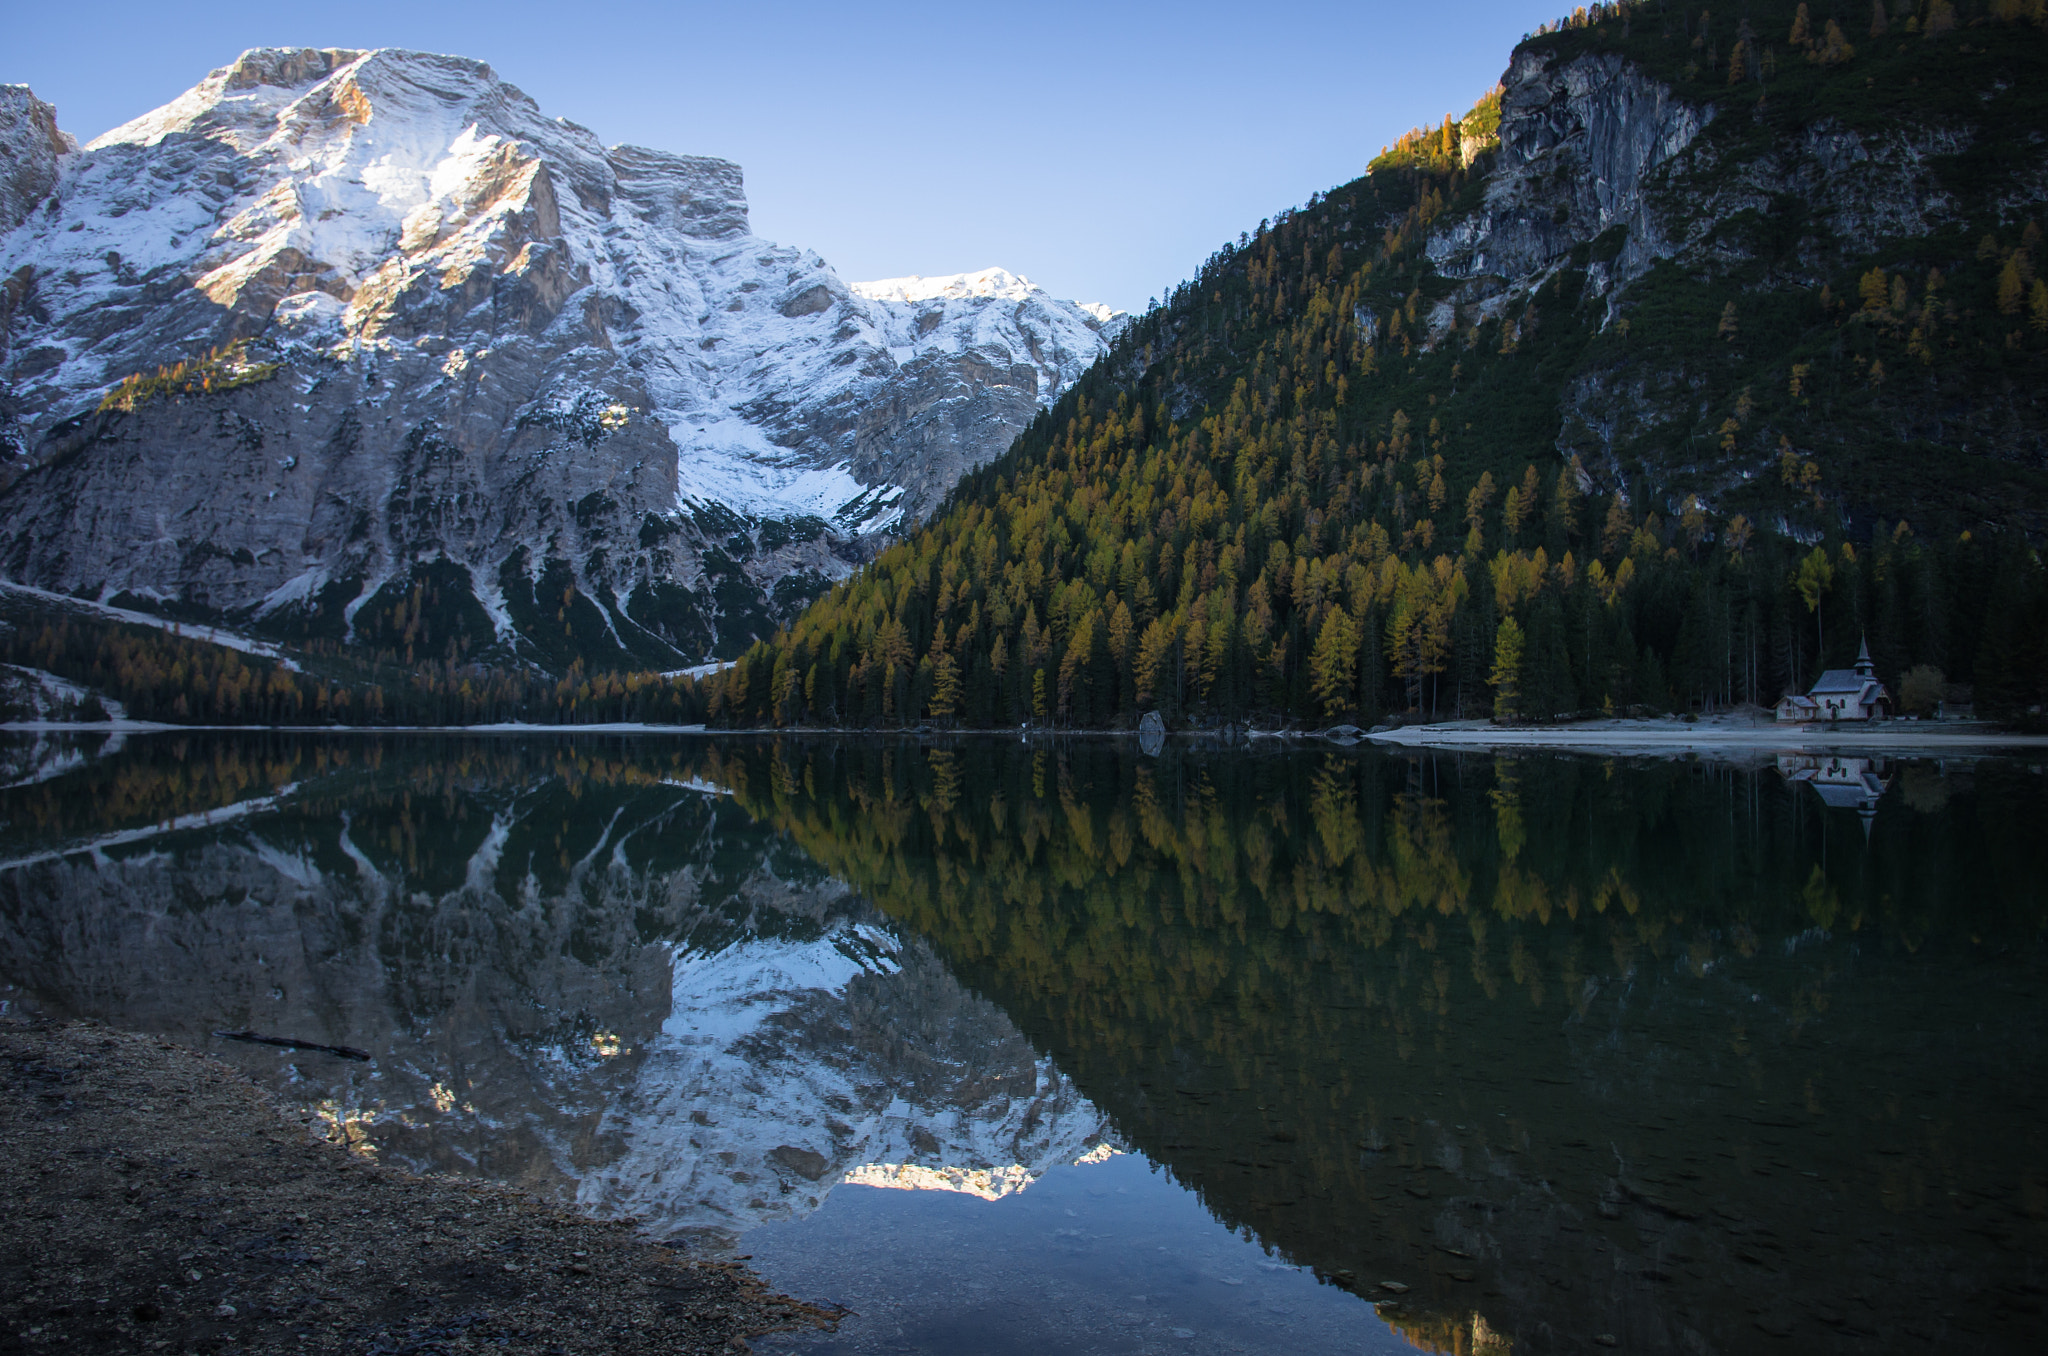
0,730 -> 2041,1355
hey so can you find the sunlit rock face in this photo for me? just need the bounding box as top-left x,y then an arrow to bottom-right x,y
1426,50 -> 1712,296
0,745 -> 1113,1242
0,51 -> 1122,664
0,85 -> 74,235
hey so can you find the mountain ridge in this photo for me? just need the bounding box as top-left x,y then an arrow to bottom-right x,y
0,48 -> 1123,671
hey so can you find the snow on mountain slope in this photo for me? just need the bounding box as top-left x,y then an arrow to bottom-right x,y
843,267 -> 1126,514
0,50 -> 1123,666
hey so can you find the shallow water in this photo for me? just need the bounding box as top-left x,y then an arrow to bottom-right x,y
746,1152 -> 1418,1355
0,730 -> 2041,1354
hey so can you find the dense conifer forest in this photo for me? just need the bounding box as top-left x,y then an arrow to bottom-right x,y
710,0 -> 2048,730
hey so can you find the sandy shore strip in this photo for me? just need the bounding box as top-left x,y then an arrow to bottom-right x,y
0,1017 -> 836,1355
1365,715 -> 2048,752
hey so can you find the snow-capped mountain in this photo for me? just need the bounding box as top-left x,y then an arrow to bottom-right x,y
0,50 -> 1122,666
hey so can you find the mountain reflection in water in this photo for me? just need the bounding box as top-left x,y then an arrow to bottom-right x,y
0,733 -> 1113,1248
0,732 -> 2042,1355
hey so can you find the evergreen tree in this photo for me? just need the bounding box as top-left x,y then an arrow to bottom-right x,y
1310,606 -> 1360,717
1490,616 -> 1526,721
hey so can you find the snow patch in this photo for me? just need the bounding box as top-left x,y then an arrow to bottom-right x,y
849,267 -> 1044,305
0,581 -> 300,670
670,416 -> 896,525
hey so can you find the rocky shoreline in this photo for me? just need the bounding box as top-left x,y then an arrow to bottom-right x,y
0,1017 -> 833,1354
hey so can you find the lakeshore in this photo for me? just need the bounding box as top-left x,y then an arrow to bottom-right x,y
2,714 -> 2044,757
1362,712 -> 2048,752
0,1017 -> 829,1355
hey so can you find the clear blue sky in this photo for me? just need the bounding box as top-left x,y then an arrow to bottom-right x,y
7,1 -> 1559,311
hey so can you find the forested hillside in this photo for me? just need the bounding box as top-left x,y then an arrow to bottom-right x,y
710,0 -> 2048,729
0,591 -> 708,727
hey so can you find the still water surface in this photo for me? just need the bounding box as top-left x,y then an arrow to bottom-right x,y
0,732 -> 2040,1354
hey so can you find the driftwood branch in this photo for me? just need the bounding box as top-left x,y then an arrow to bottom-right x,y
213,1030 -> 371,1061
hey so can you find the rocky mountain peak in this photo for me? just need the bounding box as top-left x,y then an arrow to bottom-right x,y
853,266 -> 1057,305
0,49 -> 1123,669
606,144 -> 749,241
0,85 -> 75,235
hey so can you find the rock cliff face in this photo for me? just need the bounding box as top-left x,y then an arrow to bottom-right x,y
1425,44 -> 1992,321
0,86 -> 74,235
0,50 -> 1121,666
1427,49 -> 1713,298
1405,24 -> 2048,520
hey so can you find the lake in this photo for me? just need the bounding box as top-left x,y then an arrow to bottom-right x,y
0,731 -> 2041,1354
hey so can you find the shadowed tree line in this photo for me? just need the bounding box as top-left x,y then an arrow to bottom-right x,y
0,612 -> 710,728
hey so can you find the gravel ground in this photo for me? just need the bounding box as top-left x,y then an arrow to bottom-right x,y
0,1016 -> 836,1354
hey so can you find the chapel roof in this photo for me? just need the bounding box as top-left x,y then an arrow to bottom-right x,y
1809,670 -> 1873,694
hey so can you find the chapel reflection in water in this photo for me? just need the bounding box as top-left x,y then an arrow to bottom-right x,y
1778,752 -> 1894,834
